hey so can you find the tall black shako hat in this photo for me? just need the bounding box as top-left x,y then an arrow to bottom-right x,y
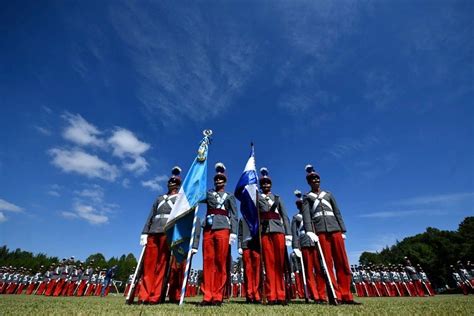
294,189 -> 303,209
259,167 -> 271,185
214,162 -> 227,183
168,166 -> 182,185
305,164 -> 320,181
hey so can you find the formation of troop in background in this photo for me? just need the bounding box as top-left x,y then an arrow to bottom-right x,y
0,258 -> 118,297
129,162 -> 362,306
450,260 -> 474,295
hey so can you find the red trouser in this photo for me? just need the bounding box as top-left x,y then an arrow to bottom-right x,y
53,279 -> 65,296
317,231 -> 353,302
295,272 -> 305,298
15,284 -> 26,294
168,257 -> 185,302
202,228 -> 229,303
44,280 -> 57,296
261,232 -> 285,302
25,283 -> 36,295
138,233 -> 170,303
35,282 -> 47,295
123,283 -> 130,297
243,248 -> 261,301
302,247 -> 325,301
76,281 -> 87,296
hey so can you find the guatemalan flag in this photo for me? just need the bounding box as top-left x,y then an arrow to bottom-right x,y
234,144 -> 259,237
165,135 -> 210,262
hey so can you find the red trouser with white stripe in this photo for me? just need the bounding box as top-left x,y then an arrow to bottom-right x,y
168,257 -> 185,302
202,228 -> 230,303
302,247 -> 325,301
138,233 -> 170,303
243,248 -> 261,301
261,232 -> 286,302
317,231 -> 353,302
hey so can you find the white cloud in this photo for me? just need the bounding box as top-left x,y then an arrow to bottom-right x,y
327,135 -> 380,159
395,192 -> 474,206
0,198 -> 23,212
141,175 -> 168,191
62,202 -> 108,225
108,128 -> 150,175
123,156 -> 148,175
48,190 -> 61,197
74,185 -> 105,202
49,148 -> 119,181
122,178 -> 130,188
62,113 -> 105,147
0,212 -> 6,223
108,128 -> 150,158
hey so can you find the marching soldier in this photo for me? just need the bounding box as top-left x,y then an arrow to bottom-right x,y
404,257 -> 424,296
238,218 -> 261,304
139,167 -> 182,304
200,163 -> 238,306
257,167 -> 291,305
301,165 -> 360,304
451,265 -> 469,295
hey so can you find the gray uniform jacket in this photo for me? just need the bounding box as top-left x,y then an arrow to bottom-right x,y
142,193 -> 178,234
238,218 -> 260,250
302,190 -> 347,234
258,193 -> 291,235
291,213 -> 314,249
203,190 -> 238,235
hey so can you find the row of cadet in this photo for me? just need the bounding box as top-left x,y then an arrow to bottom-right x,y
0,258 -> 118,297
450,260 -> 474,295
135,163 -> 361,305
350,259 -> 435,297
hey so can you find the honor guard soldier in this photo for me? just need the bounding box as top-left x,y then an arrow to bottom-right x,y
200,163 -> 238,306
302,165 -> 360,304
139,167 -> 182,304
291,190 -> 326,303
238,218 -> 261,303
258,167 -> 291,305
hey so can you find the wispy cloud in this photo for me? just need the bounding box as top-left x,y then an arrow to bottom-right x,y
364,70 -> 395,110
395,192 -> 474,206
0,212 -> 6,223
49,148 -> 119,181
141,175 -> 168,191
62,184 -> 118,225
62,113 -> 105,148
358,209 -> 449,219
327,135 -> 380,159
34,126 -> 52,136
108,2 -> 259,126
0,198 -> 23,212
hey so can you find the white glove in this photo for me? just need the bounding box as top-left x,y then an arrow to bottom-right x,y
285,235 -> 293,247
238,248 -> 243,255
140,234 -> 148,246
293,248 -> 302,258
342,233 -> 346,240
229,233 -> 237,245
191,248 -> 198,254
306,232 -> 319,243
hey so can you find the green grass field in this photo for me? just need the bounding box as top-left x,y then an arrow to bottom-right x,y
1,294 -> 473,315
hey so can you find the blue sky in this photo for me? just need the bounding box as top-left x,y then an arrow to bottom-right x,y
1,0 -> 473,268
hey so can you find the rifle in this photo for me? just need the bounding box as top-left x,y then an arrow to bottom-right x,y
159,253 -> 172,303
125,244 -> 146,304
312,223 -> 338,305
283,246 -> 292,304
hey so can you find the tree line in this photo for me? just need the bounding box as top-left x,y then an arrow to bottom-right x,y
359,216 -> 473,289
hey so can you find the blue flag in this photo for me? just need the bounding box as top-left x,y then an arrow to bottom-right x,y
234,145 -> 259,237
165,135 -> 210,262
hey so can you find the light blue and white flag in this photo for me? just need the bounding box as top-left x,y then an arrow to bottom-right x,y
165,134 -> 210,262
234,144 -> 259,237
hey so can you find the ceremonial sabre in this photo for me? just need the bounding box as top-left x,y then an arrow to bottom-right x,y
125,244 -> 146,304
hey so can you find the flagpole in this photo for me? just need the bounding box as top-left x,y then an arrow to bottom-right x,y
179,205 -> 199,306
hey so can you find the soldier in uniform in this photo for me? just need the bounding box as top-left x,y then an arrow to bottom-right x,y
200,162 -> 238,306
404,257 -> 424,296
291,190 -> 326,303
301,165 -> 359,304
238,218 -> 261,303
139,167 -> 182,304
257,167 -> 291,305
